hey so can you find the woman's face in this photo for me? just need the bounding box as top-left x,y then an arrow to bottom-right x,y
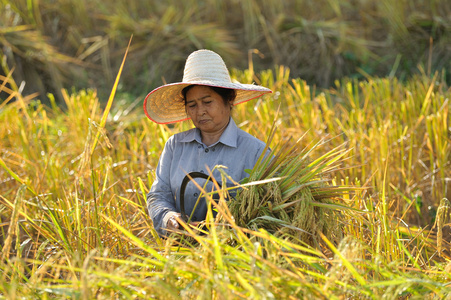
185,85 -> 231,134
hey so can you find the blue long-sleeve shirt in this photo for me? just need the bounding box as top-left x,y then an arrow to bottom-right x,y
147,118 -> 268,236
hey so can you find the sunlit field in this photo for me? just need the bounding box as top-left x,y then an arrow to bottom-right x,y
1,60 -> 450,298
1,0 -> 451,298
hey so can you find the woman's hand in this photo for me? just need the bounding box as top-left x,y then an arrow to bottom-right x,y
167,214 -> 182,232
166,214 -> 202,232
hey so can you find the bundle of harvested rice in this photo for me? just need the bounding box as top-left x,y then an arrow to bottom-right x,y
227,134 -> 356,248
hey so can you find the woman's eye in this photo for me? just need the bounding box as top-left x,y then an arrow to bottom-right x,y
204,101 -> 212,104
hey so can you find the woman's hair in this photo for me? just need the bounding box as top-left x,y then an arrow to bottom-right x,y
181,85 -> 237,106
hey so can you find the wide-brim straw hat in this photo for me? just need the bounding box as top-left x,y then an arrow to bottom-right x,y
143,49 -> 272,124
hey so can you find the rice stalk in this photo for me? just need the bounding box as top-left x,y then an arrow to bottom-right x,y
1,185 -> 26,263
435,198 -> 450,256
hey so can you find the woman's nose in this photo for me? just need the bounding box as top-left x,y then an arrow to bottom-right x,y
197,104 -> 206,115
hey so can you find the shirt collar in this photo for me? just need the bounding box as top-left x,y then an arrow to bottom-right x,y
180,118 -> 238,148
218,118 -> 238,148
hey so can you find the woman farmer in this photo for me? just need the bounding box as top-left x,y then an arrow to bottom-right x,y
144,49 -> 272,236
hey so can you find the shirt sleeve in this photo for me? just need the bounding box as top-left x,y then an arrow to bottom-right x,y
147,137 -> 178,236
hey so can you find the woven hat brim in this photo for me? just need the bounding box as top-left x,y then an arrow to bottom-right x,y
143,81 -> 272,124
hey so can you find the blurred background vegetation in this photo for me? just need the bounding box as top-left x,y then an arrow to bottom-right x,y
1,0 -> 450,103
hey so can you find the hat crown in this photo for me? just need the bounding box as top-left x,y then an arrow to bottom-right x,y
182,50 -> 232,83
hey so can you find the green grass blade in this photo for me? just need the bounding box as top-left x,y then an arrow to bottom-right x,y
320,233 -> 366,286
102,214 -> 166,263
90,36 -> 133,155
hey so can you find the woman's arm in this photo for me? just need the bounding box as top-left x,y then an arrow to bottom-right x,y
146,137 -> 179,236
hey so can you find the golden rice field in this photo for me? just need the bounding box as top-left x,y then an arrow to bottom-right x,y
0,54 -> 450,298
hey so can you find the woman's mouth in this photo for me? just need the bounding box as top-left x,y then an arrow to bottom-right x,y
198,119 -> 210,125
